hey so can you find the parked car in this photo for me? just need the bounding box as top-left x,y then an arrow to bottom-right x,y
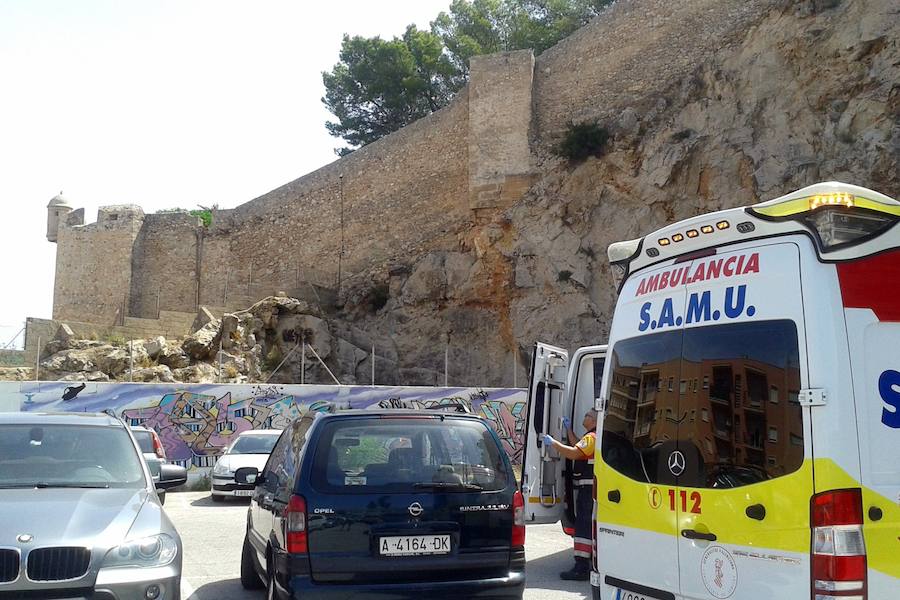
0,411 -> 186,598
211,429 -> 281,502
236,410 -> 525,599
130,424 -> 170,501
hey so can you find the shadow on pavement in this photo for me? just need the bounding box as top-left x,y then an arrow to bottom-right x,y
526,548 -> 591,597
189,495 -> 252,508
188,578 -> 257,600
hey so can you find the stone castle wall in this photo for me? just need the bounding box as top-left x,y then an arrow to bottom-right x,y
210,89 -> 472,297
130,212 -> 202,318
53,206 -> 144,324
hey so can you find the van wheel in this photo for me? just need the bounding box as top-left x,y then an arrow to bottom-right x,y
240,537 -> 263,590
211,493 -> 224,503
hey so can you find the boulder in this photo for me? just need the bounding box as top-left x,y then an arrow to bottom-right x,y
220,314 -> 240,350
173,363 -> 219,383
145,336 -> 167,359
94,347 -> 130,376
131,365 -> 176,383
182,321 -> 220,360
41,349 -> 97,373
158,343 -> 190,370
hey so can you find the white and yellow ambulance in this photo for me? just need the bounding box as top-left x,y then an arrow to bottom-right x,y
522,182 -> 900,600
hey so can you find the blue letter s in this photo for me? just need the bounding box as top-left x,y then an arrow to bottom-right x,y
879,370 -> 900,429
638,303 -> 652,332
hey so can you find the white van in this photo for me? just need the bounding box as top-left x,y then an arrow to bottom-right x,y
522,182 -> 900,600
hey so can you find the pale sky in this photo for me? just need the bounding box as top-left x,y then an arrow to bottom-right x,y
0,0 -> 452,349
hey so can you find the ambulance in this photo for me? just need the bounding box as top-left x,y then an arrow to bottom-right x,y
521,182 -> 900,600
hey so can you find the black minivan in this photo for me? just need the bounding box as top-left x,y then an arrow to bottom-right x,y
236,410 -> 525,599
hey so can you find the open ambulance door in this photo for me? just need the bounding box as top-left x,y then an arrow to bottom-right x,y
560,345 -> 607,533
521,342 -> 569,524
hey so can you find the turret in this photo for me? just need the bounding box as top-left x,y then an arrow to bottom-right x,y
46,191 -> 73,243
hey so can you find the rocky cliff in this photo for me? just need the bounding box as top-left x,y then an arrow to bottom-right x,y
337,0 -> 898,386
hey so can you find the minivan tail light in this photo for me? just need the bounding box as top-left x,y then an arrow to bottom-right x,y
811,489 -> 866,599
512,490 -> 525,547
285,495 -> 308,554
151,431 -> 166,459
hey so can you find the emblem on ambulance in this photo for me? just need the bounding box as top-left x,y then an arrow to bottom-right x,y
700,546 -> 737,598
667,451 -> 686,476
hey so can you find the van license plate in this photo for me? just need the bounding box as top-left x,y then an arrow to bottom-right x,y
613,589 -> 657,600
379,535 -> 451,556
234,490 -> 253,497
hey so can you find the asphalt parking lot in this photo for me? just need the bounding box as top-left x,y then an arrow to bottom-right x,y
166,491 -> 590,600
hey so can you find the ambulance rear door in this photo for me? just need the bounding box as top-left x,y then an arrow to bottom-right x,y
561,345 -> 607,532
594,261 -> 687,598
675,242 -> 812,600
521,342 -> 568,523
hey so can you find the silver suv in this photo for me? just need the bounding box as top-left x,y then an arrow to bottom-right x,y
0,412 -> 185,599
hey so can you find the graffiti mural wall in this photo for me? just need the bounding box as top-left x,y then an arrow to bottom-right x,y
1,382 -> 528,467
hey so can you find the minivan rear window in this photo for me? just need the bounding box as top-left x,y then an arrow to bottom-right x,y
310,418 -> 509,493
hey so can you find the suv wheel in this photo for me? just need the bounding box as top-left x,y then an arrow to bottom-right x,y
240,537 -> 263,590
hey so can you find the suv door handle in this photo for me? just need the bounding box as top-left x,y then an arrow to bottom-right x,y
681,529 -> 717,542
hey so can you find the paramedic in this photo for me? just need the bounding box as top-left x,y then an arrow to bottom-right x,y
543,408 -> 598,581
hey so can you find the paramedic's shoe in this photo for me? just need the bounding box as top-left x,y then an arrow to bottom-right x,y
559,563 -> 590,581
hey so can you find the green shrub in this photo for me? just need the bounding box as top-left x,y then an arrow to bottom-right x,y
157,207 -> 214,227
556,121 -> 609,162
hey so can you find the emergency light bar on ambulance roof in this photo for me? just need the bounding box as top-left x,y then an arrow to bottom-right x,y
607,182 -> 899,291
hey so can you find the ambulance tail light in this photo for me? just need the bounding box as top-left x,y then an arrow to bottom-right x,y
811,489 -> 866,600
512,490 -> 526,548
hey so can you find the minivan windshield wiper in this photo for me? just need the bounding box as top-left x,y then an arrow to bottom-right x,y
413,482 -> 484,491
0,482 -> 110,489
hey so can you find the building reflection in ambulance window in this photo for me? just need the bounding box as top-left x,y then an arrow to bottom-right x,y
602,321 -> 803,489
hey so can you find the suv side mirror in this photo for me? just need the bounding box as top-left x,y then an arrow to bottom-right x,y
157,464 -> 187,490
235,467 -> 263,485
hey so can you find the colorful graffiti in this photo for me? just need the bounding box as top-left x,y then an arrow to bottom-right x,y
2,382 -> 527,468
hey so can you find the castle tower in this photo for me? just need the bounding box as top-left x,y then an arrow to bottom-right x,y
46,191 -> 73,243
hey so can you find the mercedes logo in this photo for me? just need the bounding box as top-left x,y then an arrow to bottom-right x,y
668,451 -> 686,477
408,502 -> 424,517
16,534 -> 33,544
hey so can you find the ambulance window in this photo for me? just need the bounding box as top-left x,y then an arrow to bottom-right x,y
681,320 -> 803,489
602,329 -> 683,484
603,321 -> 803,488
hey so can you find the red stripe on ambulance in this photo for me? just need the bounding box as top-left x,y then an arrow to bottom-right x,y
836,249 -> 900,322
